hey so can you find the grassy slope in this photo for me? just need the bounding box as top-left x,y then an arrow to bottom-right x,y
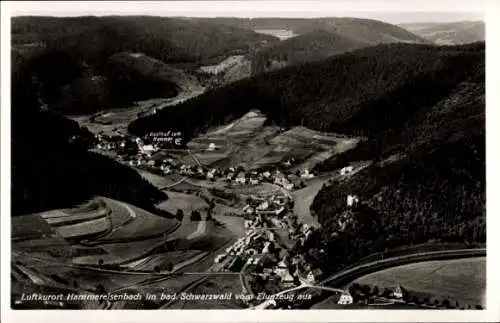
354,257 -> 485,306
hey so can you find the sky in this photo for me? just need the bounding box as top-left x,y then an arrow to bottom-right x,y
6,1 -> 485,24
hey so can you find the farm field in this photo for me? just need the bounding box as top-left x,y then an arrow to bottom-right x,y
12,214 -> 58,241
54,217 -> 110,239
353,257 -> 486,307
124,250 -> 205,271
95,201 -> 179,242
156,191 -> 208,215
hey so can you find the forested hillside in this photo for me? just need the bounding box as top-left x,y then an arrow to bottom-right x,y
130,42 -> 484,141
11,50 -> 168,216
251,30 -> 369,74
311,73 -> 485,269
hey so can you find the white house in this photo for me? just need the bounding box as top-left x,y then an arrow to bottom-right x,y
249,178 -> 259,185
257,201 -> 270,211
206,143 -> 217,152
273,206 -> 285,216
337,293 -> 354,305
263,171 -> 271,178
393,285 -> 404,299
300,169 -> 315,179
214,254 -> 226,263
347,195 -> 360,207
244,219 -> 253,228
262,242 -> 271,254
275,260 -> 289,276
340,166 -> 354,176
235,172 -> 246,184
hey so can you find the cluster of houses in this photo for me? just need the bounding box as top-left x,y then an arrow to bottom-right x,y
242,194 -> 290,218
93,133 -> 128,152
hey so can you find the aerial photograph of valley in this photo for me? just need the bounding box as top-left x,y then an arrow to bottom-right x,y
6,0 -> 486,312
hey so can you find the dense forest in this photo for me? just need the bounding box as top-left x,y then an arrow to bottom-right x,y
251,30 -> 369,74
129,42 -> 484,141
11,50 -> 167,216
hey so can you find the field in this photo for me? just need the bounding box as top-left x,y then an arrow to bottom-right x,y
353,257 -> 486,307
95,201 -> 179,242
156,191 -> 208,215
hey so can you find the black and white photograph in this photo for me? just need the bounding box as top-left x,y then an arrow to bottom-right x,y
1,0 -> 499,322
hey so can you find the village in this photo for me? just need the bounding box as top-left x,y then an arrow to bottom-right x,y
90,130 -> 381,309
91,131 -> 324,190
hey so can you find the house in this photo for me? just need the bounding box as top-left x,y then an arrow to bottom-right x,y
337,292 -> 354,305
347,195 -> 360,207
274,206 -> 285,216
281,272 -> 295,287
214,254 -> 226,263
263,267 -> 273,275
262,242 -> 271,254
207,170 -> 216,180
300,169 -> 315,179
235,172 -> 246,184
244,219 -> 253,228
263,171 -> 271,178
249,178 -> 259,185
340,166 -> 354,176
257,201 -> 269,211
307,268 -> 324,284
141,144 -> 156,154
392,285 -> 404,299
275,259 -> 289,276
243,205 -> 254,215
207,143 -> 217,151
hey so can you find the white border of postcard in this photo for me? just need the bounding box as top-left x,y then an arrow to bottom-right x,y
2,1 -> 499,322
